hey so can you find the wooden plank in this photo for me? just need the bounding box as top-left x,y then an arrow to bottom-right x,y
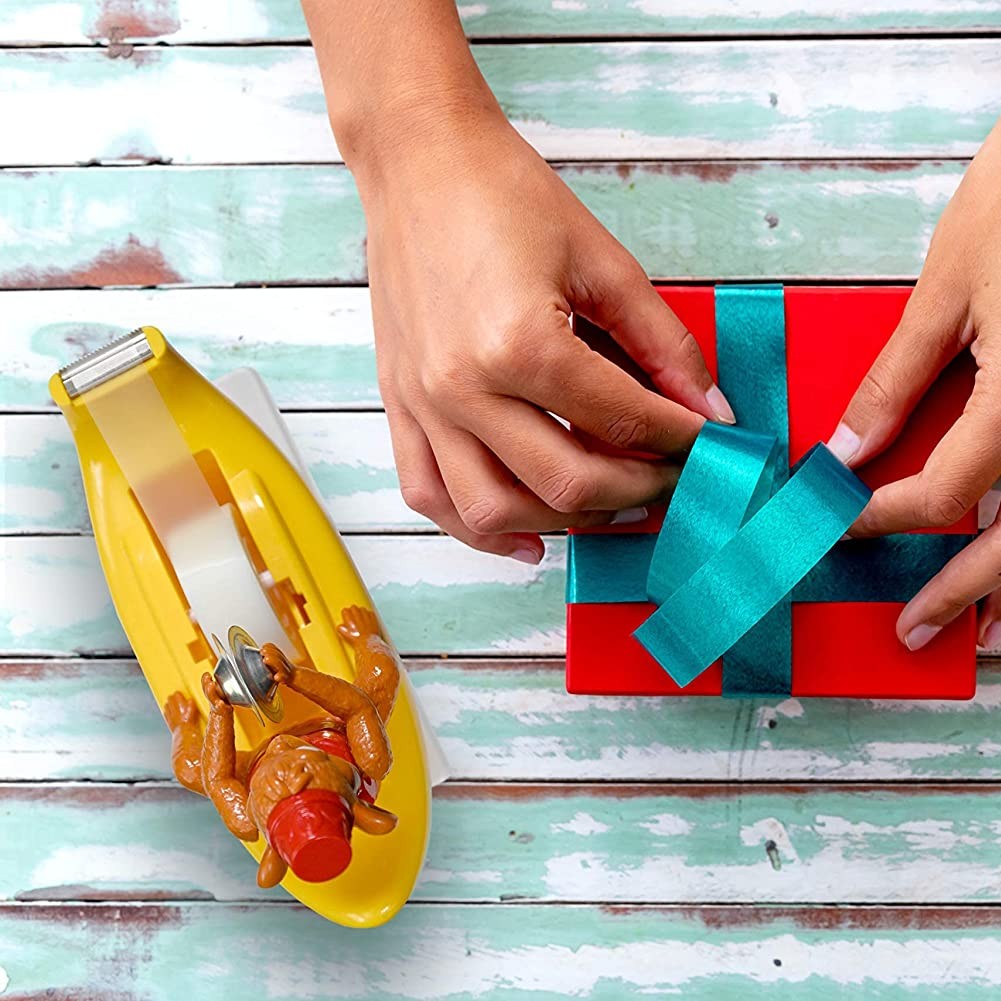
4,42 -> 999,165
1,287 -> 379,411
0,534 -> 566,657
6,412 -> 990,537
3,782 -> 1001,904
3,904 -> 1001,1001
2,657 -> 1000,783
4,0 -> 1001,43
0,161 -> 967,290
4,904 -> 1001,1000
0,412 -> 425,534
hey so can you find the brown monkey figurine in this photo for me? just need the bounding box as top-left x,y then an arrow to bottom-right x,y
163,605 -> 401,887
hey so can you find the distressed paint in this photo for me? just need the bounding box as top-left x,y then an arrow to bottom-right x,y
2,782 -> 1001,904
0,287 -> 378,411
5,414 -> 999,534
0,413 -> 421,533
3,0 -> 1001,42
3,42 -> 999,164
4,904 -> 1001,1000
0,535 -> 567,656
2,658 -> 1000,783
0,161 -> 967,289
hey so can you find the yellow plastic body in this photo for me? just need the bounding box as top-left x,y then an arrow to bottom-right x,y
49,328 -> 430,928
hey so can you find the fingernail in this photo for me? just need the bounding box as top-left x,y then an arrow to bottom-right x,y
904,623 -> 942,652
981,620 -> 1001,651
611,506 -> 648,525
705,385 -> 736,425
828,422 -> 861,465
511,546 -> 543,565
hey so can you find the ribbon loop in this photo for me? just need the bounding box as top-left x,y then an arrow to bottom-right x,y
634,433 -> 871,690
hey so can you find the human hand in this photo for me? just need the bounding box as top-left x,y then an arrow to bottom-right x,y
356,115 -> 734,563
828,118 -> 1001,652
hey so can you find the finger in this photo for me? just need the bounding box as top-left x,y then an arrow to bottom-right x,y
427,422 -> 621,534
851,362 -> 1001,537
896,519 -> 1001,650
828,278 -> 969,467
510,313 -> 707,457
465,397 -> 681,513
571,244 -> 735,425
385,404 -> 547,562
978,586 -> 1001,652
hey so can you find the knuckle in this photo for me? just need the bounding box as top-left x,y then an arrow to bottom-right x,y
675,329 -> 703,370
477,326 -> 518,371
420,357 -> 470,400
456,494 -> 513,536
399,483 -> 442,519
859,367 -> 897,415
923,485 -> 971,527
602,409 -> 652,450
536,468 -> 595,513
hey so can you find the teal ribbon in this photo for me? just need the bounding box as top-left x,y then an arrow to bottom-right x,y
635,426 -> 870,691
566,284 -> 974,697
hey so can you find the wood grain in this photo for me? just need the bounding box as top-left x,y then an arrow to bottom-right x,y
0,412 -> 422,533
1,287 -> 379,411
0,534 -> 567,657
4,42 -> 998,164
2,658 -> 999,783
4,0 -> 1001,43
0,161 -> 967,290
3,781 -> 1001,905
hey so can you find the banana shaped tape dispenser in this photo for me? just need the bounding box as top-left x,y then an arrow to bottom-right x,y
50,327 -> 431,927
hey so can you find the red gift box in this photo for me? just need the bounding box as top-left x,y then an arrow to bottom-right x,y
566,287 -> 978,700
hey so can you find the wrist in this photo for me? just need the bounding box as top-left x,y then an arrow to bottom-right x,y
335,85 -> 510,199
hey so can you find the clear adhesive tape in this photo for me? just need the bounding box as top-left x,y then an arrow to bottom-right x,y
82,363 -> 292,656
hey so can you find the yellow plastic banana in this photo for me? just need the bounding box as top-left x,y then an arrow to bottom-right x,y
50,327 -> 430,928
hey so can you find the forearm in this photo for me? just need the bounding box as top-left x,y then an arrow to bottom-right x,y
301,0 -> 505,189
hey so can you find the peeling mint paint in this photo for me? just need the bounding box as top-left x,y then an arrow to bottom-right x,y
2,783 -> 1000,904
3,901 -> 1001,999
5,660 -> 1001,784
0,536 -> 568,657
0,162 -> 965,292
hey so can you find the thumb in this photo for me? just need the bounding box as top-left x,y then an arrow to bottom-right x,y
572,246 -> 735,425
828,280 -> 969,468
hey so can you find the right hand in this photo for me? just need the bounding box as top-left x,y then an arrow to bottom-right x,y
355,116 -> 733,563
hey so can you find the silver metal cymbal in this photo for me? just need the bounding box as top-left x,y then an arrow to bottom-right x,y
212,625 -> 284,724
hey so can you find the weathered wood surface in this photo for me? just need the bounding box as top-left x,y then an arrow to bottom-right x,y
1,287 -> 379,411
0,162 -> 968,289
4,781 -> 1001,904
5,0 -> 1001,43
0,534 -> 566,656
1,413 -> 423,533
4,903 -> 1001,999
7,534 -> 998,659
4,414 -> 999,535
2,658 -> 999,783
3,1 -> 1000,992
4,42 -> 999,164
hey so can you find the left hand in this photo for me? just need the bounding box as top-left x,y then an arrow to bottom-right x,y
828,117 -> 1001,653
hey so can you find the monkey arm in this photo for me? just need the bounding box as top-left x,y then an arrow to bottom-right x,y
201,674 -> 259,841
163,692 -> 205,795
351,635 -> 400,723
260,645 -> 393,781
336,605 -> 401,722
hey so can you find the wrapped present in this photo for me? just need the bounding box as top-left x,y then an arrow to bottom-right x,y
566,286 -> 978,699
